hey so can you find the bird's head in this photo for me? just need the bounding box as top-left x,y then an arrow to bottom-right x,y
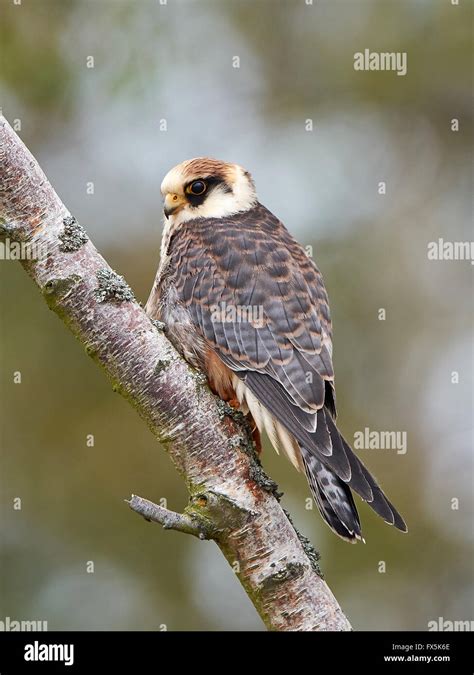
160,157 -> 257,226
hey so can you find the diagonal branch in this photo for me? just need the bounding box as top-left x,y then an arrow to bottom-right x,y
0,115 -> 352,632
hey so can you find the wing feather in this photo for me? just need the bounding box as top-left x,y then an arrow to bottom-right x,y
165,203 -> 406,534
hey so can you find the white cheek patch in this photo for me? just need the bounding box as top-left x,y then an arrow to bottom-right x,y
184,181 -> 256,223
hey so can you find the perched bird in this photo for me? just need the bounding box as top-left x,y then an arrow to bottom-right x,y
146,157 -> 407,542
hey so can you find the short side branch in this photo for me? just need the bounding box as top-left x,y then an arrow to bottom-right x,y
127,494 -> 212,540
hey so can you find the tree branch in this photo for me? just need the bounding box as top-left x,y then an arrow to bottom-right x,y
0,115 -> 352,631
127,494 -> 215,540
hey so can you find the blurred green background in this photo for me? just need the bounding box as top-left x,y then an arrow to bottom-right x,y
0,0 -> 472,631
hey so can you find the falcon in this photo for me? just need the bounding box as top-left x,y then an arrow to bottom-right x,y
146,157 -> 407,542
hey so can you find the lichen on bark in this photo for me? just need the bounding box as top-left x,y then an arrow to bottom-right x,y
94,268 -> 134,303
58,215 -> 89,252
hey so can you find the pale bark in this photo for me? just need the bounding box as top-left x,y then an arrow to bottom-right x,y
0,116 -> 352,631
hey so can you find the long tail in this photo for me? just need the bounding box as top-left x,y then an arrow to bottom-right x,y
301,416 -> 407,542
232,371 -> 407,542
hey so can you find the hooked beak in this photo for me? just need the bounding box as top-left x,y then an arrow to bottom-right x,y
164,193 -> 186,219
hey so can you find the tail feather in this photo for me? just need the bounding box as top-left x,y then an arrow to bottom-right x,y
302,450 -> 363,542
303,414 -> 407,539
324,412 -> 403,525
233,371 -> 407,541
339,433 -> 407,532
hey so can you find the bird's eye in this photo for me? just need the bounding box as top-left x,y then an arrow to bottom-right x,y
187,180 -> 207,196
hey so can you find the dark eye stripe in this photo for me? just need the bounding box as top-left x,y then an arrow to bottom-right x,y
185,176 -> 233,207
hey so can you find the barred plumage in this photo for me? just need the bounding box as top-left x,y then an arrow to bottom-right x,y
146,158 -> 407,542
